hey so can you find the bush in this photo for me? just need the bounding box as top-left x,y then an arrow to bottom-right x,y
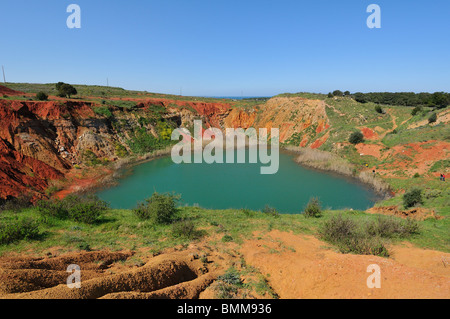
215,268 -> 243,299
365,216 -> 420,238
403,188 -> 423,208
304,197 -> 322,218
375,105 -> 383,114
64,195 -> 109,224
36,92 -> 48,101
93,106 -> 112,118
0,218 -> 40,245
221,234 -> 234,242
262,205 -> 279,217
172,219 -> 199,239
428,113 -> 437,123
411,106 -> 423,116
349,131 -> 364,145
0,194 -> 33,213
36,195 -> 109,224
133,192 -> 180,224
319,215 -> 389,257
413,173 -> 420,178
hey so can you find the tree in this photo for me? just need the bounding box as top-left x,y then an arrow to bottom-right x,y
57,83 -> 77,98
349,131 -> 364,144
332,90 -> 344,97
36,92 -> 48,101
354,92 -> 367,103
327,92 -> 333,98
428,113 -> 437,124
344,91 -> 351,96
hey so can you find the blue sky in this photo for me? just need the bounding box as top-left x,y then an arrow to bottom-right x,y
1,0 -> 449,96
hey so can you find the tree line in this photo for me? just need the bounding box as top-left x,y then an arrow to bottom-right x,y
329,90 -> 450,108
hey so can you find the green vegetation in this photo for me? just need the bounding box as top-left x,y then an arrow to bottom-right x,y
93,106 -> 113,118
127,126 -> 174,154
56,82 -> 78,98
304,197 -> 322,218
0,199 -> 447,257
133,192 -> 180,224
403,188 -> 423,209
428,112 -> 437,123
36,92 -> 48,101
375,105 -> 383,114
0,217 -> 41,245
214,268 -> 243,299
353,92 -> 450,108
348,131 -> 364,145
36,195 -> 109,224
319,214 -> 419,257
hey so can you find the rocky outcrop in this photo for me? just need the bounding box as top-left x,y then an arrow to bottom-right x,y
0,94 -> 333,200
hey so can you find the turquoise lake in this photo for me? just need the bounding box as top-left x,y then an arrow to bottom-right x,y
96,151 -> 378,213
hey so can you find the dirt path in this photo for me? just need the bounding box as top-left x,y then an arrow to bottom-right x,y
240,230 -> 449,299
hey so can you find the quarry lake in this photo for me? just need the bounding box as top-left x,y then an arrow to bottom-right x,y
96,151 -> 378,213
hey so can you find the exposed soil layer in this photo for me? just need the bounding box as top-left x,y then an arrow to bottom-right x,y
367,206 -> 442,220
1,231 -> 449,299
0,85 -> 24,96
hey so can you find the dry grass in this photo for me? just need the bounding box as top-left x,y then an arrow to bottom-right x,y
284,147 -> 390,195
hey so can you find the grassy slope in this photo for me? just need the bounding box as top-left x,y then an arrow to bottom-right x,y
1,206 -> 448,257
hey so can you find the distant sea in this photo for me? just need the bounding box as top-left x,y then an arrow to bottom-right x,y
206,96 -> 271,100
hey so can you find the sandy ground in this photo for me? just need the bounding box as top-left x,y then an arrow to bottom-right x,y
0,231 -> 448,299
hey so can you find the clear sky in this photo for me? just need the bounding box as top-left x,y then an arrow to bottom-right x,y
1,0 -> 449,96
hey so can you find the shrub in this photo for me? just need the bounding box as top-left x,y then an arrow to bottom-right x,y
349,131 -> 364,145
411,106 -> 423,116
0,194 -> 33,213
36,92 -> 48,101
64,195 -> 109,224
403,188 -> 423,208
428,113 -> 437,123
115,144 -> 128,158
262,205 -> 279,217
133,192 -> 180,224
319,215 -> 389,257
0,218 -> 40,245
93,106 -> 112,118
221,234 -> 233,242
215,268 -> 243,299
365,216 -> 420,238
304,197 -> 322,218
375,105 -> 383,114
171,219 -> 198,239
413,173 -> 420,178
36,195 -> 109,224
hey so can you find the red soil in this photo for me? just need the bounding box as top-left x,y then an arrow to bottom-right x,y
310,133 -> 329,149
361,127 -> 379,140
0,85 -> 24,96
